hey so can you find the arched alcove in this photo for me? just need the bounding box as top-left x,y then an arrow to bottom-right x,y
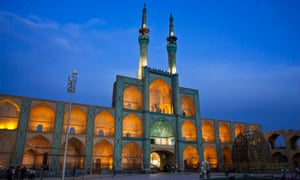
0,99 -> 20,130
234,124 -> 245,137
219,123 -> 231,143
123,86 -> 142,110
23,135 -> 51,168
122,142 -> 142,170
122,114 -> 142,137
222,146 -> 232,165
94,111 -> 115,137
149,78 -> 173,114
93,140 -> 113,170
28,103 -> 55,132
63,107 -> 86,134
60,137 -> 85,169
150,119 -> 174,145
203,146 -> 217,169
180,96 -> 195,116
268,134 -> 286,149
181,120 -> 196,141
0,133 -> 14,167
183,145 -> 199,169
202,121 -> 215,143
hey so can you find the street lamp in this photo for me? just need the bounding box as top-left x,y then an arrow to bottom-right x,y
62,69 -> 78,180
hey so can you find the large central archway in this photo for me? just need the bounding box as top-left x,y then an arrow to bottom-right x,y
150,119 -> 175,171
150,119 -> 174,145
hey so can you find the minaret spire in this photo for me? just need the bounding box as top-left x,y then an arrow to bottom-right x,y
167,13 -> 177,74
137,4 -> 150,79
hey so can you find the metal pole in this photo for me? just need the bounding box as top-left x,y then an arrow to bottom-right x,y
62,70 -> 77,180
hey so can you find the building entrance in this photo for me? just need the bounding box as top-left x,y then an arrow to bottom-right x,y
150,151 -> 175,172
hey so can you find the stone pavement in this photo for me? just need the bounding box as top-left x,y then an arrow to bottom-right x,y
41,172 -> 288,180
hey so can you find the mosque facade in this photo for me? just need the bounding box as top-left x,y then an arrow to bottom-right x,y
0,5 -> 264,172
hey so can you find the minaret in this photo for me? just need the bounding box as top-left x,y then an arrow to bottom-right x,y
167,13 -> 177,74
137,4 -> 150,79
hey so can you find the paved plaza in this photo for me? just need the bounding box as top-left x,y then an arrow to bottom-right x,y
41,172 -> 291,180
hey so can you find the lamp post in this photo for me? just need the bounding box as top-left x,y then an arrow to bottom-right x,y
62,70 -> 78,180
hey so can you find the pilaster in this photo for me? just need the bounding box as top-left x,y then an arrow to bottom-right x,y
114,80 -> 123,171
214,120 -> 222,168
84,106 -> 95,171
12,98 -> 31,166
50,102 -> 64,170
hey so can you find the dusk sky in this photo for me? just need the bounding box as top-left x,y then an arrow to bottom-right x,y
0,1 -> 299,131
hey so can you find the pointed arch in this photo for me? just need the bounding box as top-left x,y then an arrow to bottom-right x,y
150,119 -> 174,145
181,120 -> 196,141
183,145 -> 199,169
122,142 -> 142,170
60,137 -> 85,169
234,124 -> 245,137
28,103 -> 55,132
219,122 -> 232,143
123,86 -> 142,110
180,95 -> 195,116
63,107 -> 86,134
203,145 -> 217,169
122,113 -> 142,137
23,135 -> 51,168
149,78 -> 173,114
0,133 -> 14,167
202,121 -> 215,143
93,140 -> 113,170
0,99 -> 20,130
221,146 -> 232,165
94,111 -> 115,137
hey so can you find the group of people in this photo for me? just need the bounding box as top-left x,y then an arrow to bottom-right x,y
6,166 -> 36,180
199,160 -> 210,178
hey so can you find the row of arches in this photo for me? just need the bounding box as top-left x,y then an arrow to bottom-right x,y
268,133 -> 300,150
123,79 -> 196,116
19,134 -> 233,170
1,99 -> 255,144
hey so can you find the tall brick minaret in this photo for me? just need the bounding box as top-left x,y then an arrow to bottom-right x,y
167,13 -> 177,74
137,4 -> 150,79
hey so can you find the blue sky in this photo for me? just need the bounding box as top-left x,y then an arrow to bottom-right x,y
0,1 -> 299,131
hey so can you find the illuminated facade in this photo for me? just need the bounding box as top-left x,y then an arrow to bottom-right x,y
0,5 -> 263,172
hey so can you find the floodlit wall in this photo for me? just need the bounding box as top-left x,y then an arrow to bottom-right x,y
0,93 -> 262,171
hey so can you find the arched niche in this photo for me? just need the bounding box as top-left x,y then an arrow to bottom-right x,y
122,142 -> 142,170
149,78 -> 173,114
122,114 -> 142,137
181,120 -> 196,141
94,111 -> 115,137
123,86 -> 142,110
219,123 -> 232,143
23,135 -> 51,168
203,145 -> 217,169
0,133 -> 14,167
221,146 -> 232,165
202,121 -> 215,143
60,137 -> 85,169
28,103 -> 55,132
180,95 -> 195,116
0,99 -> 20,130
234,124 -> 245,137
150,119 -> 174,145
268,134 -> 286,149
93,140 -> 113,170
183,145 -> 199,169
63,107 -> 86,134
